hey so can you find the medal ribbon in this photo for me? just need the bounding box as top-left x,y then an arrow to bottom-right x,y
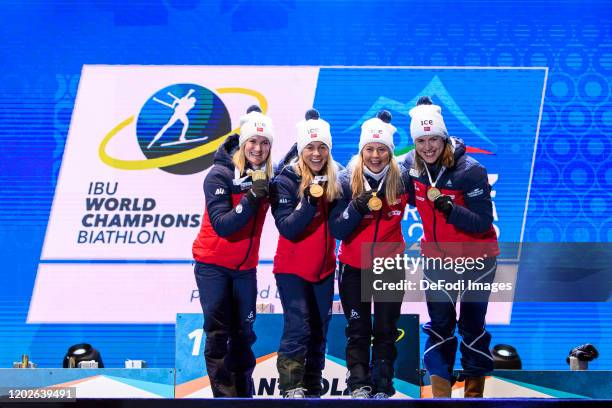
363,172 -> 386,195
423,165 -> 446,189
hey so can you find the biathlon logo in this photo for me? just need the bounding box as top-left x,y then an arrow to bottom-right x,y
99,84 -> 266,175
137,84 -> 230,175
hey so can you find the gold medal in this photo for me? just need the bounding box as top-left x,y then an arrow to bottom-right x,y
310,183 -> 324,198
368,192 -> 383,211
249,169 -> 267,181
427,187 -> 441,202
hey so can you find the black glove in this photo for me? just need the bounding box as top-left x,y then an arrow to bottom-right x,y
434,194 -> 454,217
352,191 -> 373,215
246,178 -> 269,206
303,185 -> 320,207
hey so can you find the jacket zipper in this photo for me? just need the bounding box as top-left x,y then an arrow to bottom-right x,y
430,188 -> 446,257
319,202 -> 328,279
370,210 -> 383,260
236,204 -> 258,271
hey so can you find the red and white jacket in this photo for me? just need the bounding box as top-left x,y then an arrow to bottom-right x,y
270,144 -> 339,282
192,135 -> 269,270
330,166 -> 411,270
403,137 -> 499,259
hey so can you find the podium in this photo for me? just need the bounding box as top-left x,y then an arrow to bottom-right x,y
175,313 -> 421,398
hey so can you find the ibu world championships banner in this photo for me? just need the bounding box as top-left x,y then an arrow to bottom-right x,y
28,66 -> 546,324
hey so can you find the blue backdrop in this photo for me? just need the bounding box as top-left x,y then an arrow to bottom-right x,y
1,0 -> 610,370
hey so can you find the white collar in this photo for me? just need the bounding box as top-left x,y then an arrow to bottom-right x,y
363,164 -> 389,182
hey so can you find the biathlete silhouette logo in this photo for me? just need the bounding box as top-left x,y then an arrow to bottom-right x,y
99,84 -> 267,175
146,88 -> 202,150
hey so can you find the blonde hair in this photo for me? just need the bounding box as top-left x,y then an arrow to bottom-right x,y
349,152 -> 403,206
232,144 -> 273,179
295,153 -> 341,202
413,142 -> 455,174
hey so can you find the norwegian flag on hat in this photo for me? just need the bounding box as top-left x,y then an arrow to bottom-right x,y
310,133 -> 318,138
359,117 -> 396,153
424,126 -> 430,131
257,126 -> 263,132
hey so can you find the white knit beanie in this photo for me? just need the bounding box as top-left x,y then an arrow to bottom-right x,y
359,112 -> 396,153
239,106 -> 274,146
409,99 -> 449,141
296,109 -> 332,154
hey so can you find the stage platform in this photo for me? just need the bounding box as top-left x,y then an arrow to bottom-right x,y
7,398 -> 612,408
2,369 -> 611,400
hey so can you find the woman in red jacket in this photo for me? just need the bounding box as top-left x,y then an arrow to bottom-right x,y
403,96 -> 499,398
192,105 -> 273,398
270,109 -> 341,398
330,111 -> 410,399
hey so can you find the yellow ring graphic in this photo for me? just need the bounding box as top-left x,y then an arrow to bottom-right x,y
99,87 -> 268,170
396,328 -> 405,342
